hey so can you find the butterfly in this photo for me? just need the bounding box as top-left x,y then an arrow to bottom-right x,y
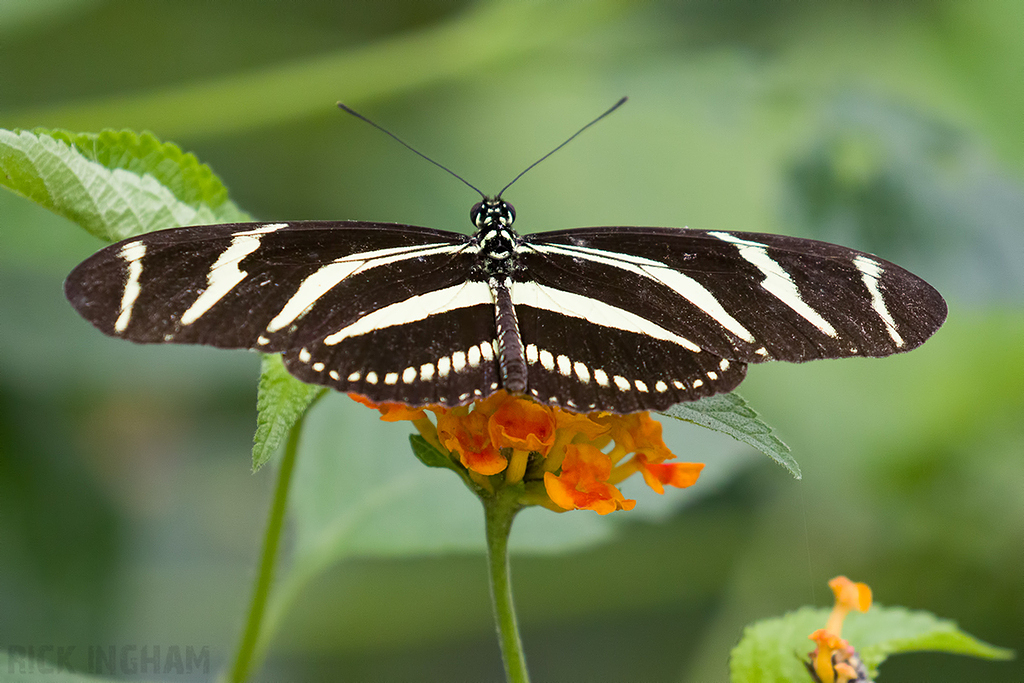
65,100 -> 946,414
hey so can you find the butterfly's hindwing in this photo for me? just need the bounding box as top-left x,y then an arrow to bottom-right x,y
515,305 -> 746,413
285,302 -> 501,407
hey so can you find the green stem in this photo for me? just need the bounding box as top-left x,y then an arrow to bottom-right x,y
224,416 -> 304,683
484,488 -> 530,683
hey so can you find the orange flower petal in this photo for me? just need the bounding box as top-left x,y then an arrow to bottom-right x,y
829,576 -> 872,613
553,411 -> 609,441
809,629 -> 847,650
474,389 -> 511,417
542,444 -> 636,514
833,662 -> 859,683
638,458 -> 704,494
564,443 -> 613,480
348,393 -> 378,409
809,629 -> 849,683
597,412 -> 675,462
543,471 -> 580,511
378,404 -> 428,422
437,409 -> 507,475
348,393 -> 426,422
543,472 -> 635,514
461,446 -> 508,475
488,395 -> 556,454
823,576 -> 872,637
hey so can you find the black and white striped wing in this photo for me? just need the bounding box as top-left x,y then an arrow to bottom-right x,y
515,226 -> 946,412
65,216 -> 946,413
511,298 -> 747,413
65,221 -> 497,406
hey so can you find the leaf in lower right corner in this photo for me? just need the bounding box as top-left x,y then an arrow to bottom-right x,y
661,392 -> 799,479
848,605 -> 1014,678
728,605 -> 1014,683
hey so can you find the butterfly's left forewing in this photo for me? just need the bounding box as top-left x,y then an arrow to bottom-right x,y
65,220 -> 502,405
66,221 -> 471,345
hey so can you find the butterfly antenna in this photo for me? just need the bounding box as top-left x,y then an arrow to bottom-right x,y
497,96 -> 628,198
338,102 -> 486,199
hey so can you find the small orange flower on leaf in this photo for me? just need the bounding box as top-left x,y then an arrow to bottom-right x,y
807,576 -> 873,683
829,576 -> 873,621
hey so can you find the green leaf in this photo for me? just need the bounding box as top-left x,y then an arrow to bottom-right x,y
729,605 -> 1014,683
409,433 -> 458,471
0,127 -> 247,243
853,606 -> 1015,676
252,355 -> 326,471
661,393 -> 798,479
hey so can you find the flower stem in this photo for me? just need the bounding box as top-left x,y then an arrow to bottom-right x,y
224,413 -> 305,683
484,488 -> 530,683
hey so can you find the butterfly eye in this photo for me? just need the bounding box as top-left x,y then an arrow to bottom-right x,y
470,201 -> 484,227
504,201 -> 516,223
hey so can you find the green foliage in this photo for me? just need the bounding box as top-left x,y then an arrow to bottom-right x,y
729,605 -> 1013,683
1,1 -> 628,139
409,433 -> 460,471
252,355 -> 325,471
662,393 -> 798,478
783,96 -> 1024,303
0,128 -> 247,242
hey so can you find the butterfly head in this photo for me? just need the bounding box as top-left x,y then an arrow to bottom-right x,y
471,197 -> 516,230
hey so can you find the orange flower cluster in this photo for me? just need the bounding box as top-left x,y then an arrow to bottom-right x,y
807,576 -> 873,683
349,391 -> 704,515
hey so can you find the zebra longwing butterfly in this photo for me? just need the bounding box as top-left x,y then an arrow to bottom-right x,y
64,106 -> 946,414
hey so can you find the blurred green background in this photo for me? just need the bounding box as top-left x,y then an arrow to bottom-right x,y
1,0 -> 1022,681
